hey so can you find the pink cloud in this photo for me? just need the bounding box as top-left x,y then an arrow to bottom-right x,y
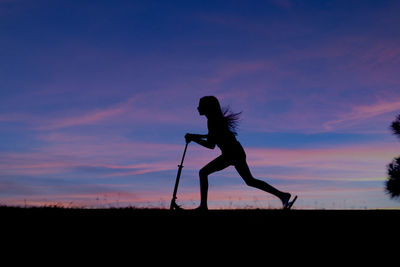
354,40 -> 400,69
38,97 -> 135,130
245,142 -> 399,181
0,133 -> 192,178
323,99 -> 400,132
31,90 -> 198,131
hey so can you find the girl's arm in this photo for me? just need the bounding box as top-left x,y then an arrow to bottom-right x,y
185,133 -> 216,149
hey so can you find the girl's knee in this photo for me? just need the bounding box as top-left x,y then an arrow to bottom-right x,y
199,168 -> 208,178
244,177 -> 257,187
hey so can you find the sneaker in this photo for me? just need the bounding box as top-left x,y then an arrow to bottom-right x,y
283,195 -> 298,210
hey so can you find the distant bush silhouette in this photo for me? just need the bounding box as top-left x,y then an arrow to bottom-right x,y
385,114 -> 400,199
386,157 -> 400,198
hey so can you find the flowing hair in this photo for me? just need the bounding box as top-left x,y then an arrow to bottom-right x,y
222,106 -> 242,135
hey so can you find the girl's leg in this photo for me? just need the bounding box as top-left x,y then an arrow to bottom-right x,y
234,160 -> 290,205
198,155 -> 231,209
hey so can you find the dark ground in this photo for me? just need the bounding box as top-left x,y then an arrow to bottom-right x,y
2,207 -> 399,263
2,207 -> 399,236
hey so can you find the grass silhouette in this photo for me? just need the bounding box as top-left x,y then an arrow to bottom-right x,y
2,206 -> 399,260
2,206 -> 399,232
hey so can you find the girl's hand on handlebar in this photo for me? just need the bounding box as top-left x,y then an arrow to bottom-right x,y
185,133 -> 193,143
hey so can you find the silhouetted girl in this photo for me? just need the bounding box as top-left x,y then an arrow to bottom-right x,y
185,96 -> 296,210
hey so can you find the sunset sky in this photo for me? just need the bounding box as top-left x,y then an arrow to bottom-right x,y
1,0 -> 400,209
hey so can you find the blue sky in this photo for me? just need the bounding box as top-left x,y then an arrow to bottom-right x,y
1,0 -> 400,209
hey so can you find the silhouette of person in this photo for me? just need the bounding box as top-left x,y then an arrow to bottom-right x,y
185,96 -> 297,210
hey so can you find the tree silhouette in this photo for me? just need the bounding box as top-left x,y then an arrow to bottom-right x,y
386,157 -> 400,198
391,114 -> 400,138
385,114 -> 400,199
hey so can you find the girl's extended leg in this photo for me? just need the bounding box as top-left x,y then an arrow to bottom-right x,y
234,160 -> 290,206
198,155 -> 231,209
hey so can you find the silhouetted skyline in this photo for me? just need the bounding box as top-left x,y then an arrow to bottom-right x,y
1,0 -> 400,209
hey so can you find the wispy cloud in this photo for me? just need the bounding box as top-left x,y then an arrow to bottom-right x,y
323,99 -> 400,131
245,142 -> 399,182
0,134 -> 186,177
38,97 -> 135,130
33,89 -> 200,131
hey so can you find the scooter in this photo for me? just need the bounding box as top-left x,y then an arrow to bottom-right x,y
170,142 -> 189,210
